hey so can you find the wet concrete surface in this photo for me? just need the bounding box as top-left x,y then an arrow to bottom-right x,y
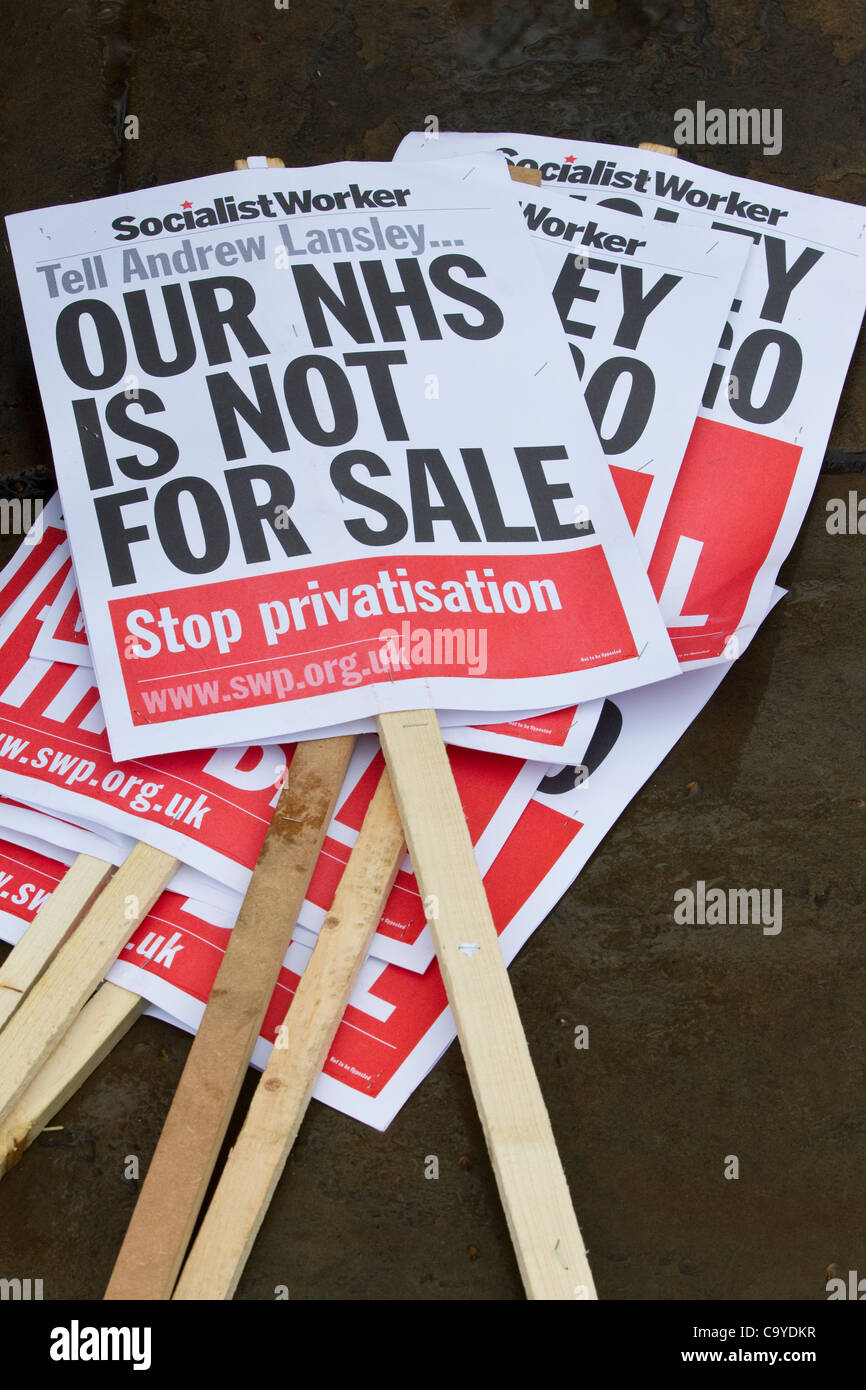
0,2 -> 863,1300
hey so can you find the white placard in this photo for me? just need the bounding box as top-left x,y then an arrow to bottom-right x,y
7,155 -> 677,757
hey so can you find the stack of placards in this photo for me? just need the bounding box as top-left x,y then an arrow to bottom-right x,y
0,139 -> 862,1300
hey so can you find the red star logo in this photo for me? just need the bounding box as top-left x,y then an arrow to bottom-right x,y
564,155 -> 576,164
181,200 -> 193,209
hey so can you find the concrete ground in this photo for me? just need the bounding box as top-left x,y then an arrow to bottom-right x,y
0,1 -> 863,1301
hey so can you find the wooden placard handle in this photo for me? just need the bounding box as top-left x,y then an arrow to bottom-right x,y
0,854 -> 114,1032
638,142 -> 679,157
0,982 -> 145,1178
377,709 -> 597,1300
0,842 -> 178,1129
173,768 -> 405,1299
104,734 -> 356,1300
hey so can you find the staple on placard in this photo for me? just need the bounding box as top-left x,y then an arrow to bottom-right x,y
458,942 -> 480,957
553,1239 -> 569,1270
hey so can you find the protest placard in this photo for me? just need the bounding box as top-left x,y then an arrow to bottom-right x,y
7,155 -> 677,760
395,132 -> 866,664
392,146 -> 749,561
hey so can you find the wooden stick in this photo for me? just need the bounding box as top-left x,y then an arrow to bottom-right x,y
104,733 -> 356,1301
638,142 -> 679,156
0,841 -> 179,1128
0,982 -> 145,1178
377,708 -> 597,1300
0,854 -> 115,1029
173,769 -> 405,1300
0,854 -> 115,1031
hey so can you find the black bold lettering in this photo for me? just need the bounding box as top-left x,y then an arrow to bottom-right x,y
360,259 -> 441,342
614,267 -> 680,349
330,450 -> 408,546
701,361 -> 726,411
188,276 -> 269,365
104,389 -> 180,480
760,238 -> 823,324
93,487 -> 149,585
282,355 -> 358,445
153,476 -> 231,574
207,364 -> 290,461
584,357 -> 655,454
123,284 -> 196,376
427,255 -> 504,340
56,300 -> 127,390
292,262 -> 375,349
72,398 -> 113,490
515,446 -> 578,540
537,699 -> 623,793
552,255 -> 616,339
225,464 -> 310,560
408,450 -> 481,542
729,328 -> 802,423
343,350 -> 409,440
462,448 -> 536,541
